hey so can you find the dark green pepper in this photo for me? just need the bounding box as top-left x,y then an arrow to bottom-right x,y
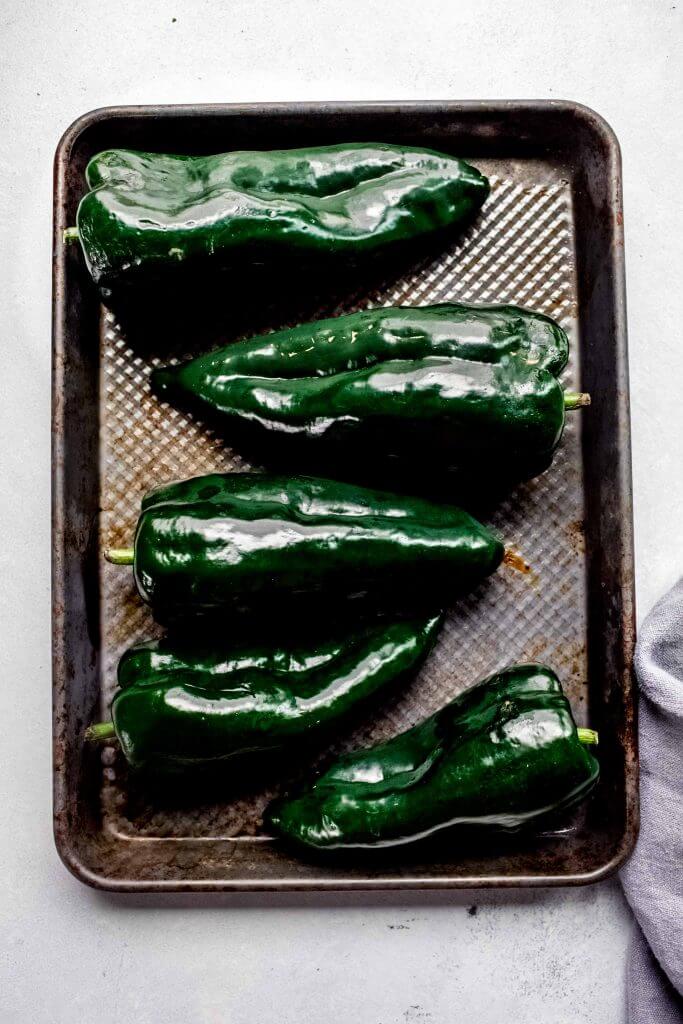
69,144 -> 489,290
267,664 -> 600,851
153,302 -> 569,381
106,473 -> 504,621
153,338 -> 587,489
90,614 -> 441,770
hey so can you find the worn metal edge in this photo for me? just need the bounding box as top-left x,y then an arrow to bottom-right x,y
46,843 -> 637,894
50,98 -> 630,127
52,118 -> 72,874
566,97 -> 639,871
594,101 -> 639,864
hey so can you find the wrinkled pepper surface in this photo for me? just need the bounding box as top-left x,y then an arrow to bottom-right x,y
267,664 -> 599,851
105,614 -> 441,770
71,144 -> 489,290
153,328 -> 584,487
154,302 -> 569,382
108,473 -> 504,621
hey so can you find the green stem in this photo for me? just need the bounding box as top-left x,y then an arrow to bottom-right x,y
577,727 -> 599,746
564,392 -> 591,409
105,547 -> 134,565
85,722 -> 116,742
63,226 -> 80,243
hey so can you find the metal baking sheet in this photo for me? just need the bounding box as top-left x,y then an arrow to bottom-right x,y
52,101 -> 637,890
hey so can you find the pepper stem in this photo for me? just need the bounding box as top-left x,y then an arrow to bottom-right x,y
63,226 -> 80,243
578,727 -> 599,746
564,392 -> 591,409
105,547 -> 134,565
85,722 -> 116,742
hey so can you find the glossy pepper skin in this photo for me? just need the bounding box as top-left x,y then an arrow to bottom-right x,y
153,302 -> 569,382
153,345 -> 568,488
75,145 -> 489,290
132,473 -> 504,621
111,614 -> 441,771
267,664 -> 600,851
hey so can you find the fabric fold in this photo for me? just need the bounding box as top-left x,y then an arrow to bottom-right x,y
620,577 -> 683,1022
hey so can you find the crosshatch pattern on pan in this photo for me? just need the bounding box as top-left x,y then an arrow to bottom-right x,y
98,171 -> 588,840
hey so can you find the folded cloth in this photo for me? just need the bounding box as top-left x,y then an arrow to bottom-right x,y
621,577 -> 683,1023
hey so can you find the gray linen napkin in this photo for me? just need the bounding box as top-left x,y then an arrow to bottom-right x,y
620,577 -> 683,1022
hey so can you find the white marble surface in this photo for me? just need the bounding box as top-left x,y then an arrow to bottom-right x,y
1,1 -> 681,1020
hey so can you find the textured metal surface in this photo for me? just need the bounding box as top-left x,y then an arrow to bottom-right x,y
53,102 -> 636,889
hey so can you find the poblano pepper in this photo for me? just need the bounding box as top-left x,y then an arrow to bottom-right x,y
87,614 -> 441,771
67,144 -> 489,291
267,664 -> 600,851
105,473 -> 504,621
153,302 -> 569,381
152,322 -> 587,487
